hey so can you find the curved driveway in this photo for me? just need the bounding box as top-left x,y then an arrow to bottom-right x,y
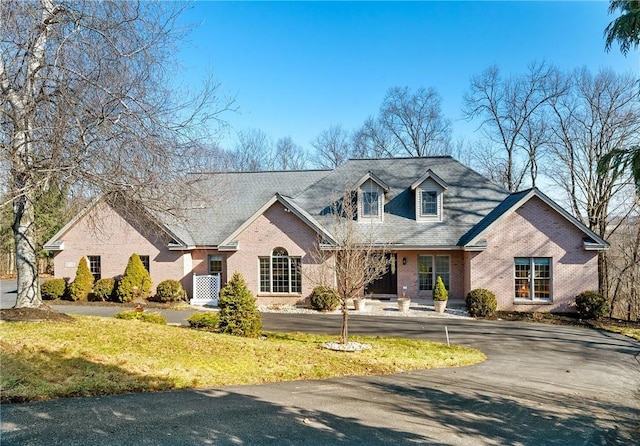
2,312 -> 638,445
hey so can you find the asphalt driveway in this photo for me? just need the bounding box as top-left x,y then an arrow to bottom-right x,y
1,312 -> 638,445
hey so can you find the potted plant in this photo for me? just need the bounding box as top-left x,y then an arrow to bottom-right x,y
397,293 -> 411,312
432,276 -> 448,313
354,295 -> 368,311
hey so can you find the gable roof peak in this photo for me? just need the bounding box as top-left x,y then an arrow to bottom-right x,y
410,169 -> 449,191
355,170 -> 390,192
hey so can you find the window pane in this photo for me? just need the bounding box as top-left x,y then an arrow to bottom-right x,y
421,191 -> 437,215
434,255 -> 450,289
418,255 -> 433,291
534,258 -> 550,278
208,255 -> 222,274
259,258 -> 270,293
87,256 -> 100,281
534,279 -> 550,298
515,278 -> 530,298
363,191 -> 379,216
291,257 -> 302,293
272,256 -> 289,293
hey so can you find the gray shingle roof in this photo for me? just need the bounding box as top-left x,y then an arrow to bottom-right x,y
168,157 -> 510,248
174,170 -> 331,246
290,157 -> 509,247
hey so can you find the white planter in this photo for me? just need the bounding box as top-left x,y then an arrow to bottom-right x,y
434,300 -> 447,313
397,299 -> 411,312
354,298 -> 367,311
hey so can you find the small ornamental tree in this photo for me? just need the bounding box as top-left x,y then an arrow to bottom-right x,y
433,276 -> 448,301
115,254 -> 152,302
68,257 -> 94,301
218,271 -> 262,338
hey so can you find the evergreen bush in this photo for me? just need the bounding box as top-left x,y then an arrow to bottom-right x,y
115,254 -> 151,302
218,271 -> 262,338
465,288 -> 497,317
68,257 -> 94,301
187,311 -> 220,330
154,279 -> 186,303
41,278 -> 67,300
90,278 -> 116,301
432,276 -> 448,301
309,286 -> 340,311
575,291 -> 609,320
114,310 -> 167,324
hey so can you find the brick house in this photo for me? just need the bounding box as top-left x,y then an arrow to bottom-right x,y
44,157 -> 608,311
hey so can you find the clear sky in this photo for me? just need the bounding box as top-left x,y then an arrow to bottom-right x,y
175,1 -> 639,152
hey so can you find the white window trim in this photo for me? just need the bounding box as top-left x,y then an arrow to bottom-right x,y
259,248 -> 302,294
358,181 -> 384,223
514,257 -> 553,302
415,181 -> 444,222
418,254 -> 450,293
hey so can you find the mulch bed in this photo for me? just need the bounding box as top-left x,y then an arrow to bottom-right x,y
1,306 -> 75,323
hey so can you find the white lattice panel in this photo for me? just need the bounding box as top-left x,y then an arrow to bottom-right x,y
191,274 -> 220,306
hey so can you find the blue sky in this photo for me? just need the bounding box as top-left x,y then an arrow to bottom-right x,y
176,1 -> 639,152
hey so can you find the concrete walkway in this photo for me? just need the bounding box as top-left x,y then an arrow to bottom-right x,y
1,310 -> 639,445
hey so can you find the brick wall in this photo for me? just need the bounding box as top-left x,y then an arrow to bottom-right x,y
396,250 -> 465,301
468,196 -> 599,312
229,201 -> 328,305
52,202 -> 186,293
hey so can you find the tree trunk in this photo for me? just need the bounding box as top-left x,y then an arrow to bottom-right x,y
13,190 -> 41,308
340,302 -> 349,344
598,252 -> 609,298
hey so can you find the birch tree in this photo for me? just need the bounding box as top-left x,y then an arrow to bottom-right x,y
1,0 -> 231,308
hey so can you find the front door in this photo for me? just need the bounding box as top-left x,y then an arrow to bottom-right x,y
366,254 -> 397,295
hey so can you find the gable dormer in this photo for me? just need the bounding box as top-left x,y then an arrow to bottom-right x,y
410,170 -> 448,222
356,171 -> 389,222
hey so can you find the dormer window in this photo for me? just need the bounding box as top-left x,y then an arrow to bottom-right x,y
362,191 -> 380,217
411,170 -> 448,222
355,171 -> 389,222
421,190 -> 438,216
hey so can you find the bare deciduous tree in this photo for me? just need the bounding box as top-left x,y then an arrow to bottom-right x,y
230,129 -> 272,172
352,116 -> 398,159
1,0 -> 233,308
463,62 -> 566,191
312,124 -> 353,169
273,136 -> 308,171
606,204 -> 640,321
309,188 -> 390,344
379,86 -> 451,157
548,67 -> 640,294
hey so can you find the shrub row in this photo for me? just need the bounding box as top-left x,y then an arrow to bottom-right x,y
41,255 -> 186,303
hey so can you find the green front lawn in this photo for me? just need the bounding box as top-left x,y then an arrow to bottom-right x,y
1,315 -> 485,403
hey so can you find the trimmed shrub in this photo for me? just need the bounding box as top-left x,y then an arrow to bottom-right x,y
309,286 -> 340,311
114,310 -> 167,325
155,279 -> 186,303
218,271 -> 262,338
41,278 -> 66,300
115,254 -> 151,302
432,276 -> 448,301
465,288 -> 497,317
91,278 -> 116,301
575,291 -> 609,320
187,311 -> 219,330
68,257 -> 94,301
